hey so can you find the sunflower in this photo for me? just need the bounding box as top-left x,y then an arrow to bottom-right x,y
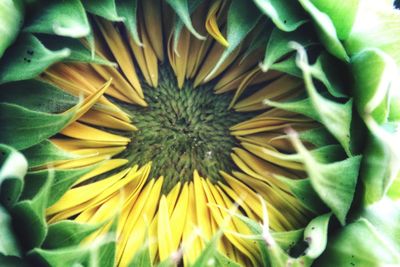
0,0 -> 399,267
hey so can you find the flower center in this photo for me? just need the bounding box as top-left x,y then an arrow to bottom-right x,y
120,66 -> 251,191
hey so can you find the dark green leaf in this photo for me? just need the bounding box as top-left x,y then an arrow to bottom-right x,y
83,0 -> 123,21
43,220 -> 100,249
0,255 -> 30,267
253,0 -> 307,32
0,0 -> 24,57
0,145 -> 27,207
0,205 -> 21,257
38,35 -> 115,65
311,52 -> 350,98
165,0 -> 205,40
0,103 -> 73,150
0,34 -> 70,84
25,166 -> 94,207
21,140 -> 78,168
24,0 -> 90,38
260,25 -> 316,72
11,169 -> 52,250
0,79 -> 76,113
116,0 -> 141,45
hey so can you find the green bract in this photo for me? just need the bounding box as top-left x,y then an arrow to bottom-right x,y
0,0 -> 399,266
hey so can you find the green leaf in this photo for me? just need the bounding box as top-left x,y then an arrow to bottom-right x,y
38,35 -> 115,65
0,79 -> 77,113
360,198 -> 400,251
360,127 -> 399,205
315,219 -> 400,266
289,133 -> 362,225
116,0 -> 141,45
351,48 -> 395,124
253,0 -> 307,32
11,168 -> 52,250
213,251 -> 241,267
269,54 -> 302,77
31,227 -> 117,267
25,166 -> 94,207
24,0 -> 90,38
345,0 -> 400,67
192,231 -> 241,267
93,217 -> 118,267
260,25 -> 316,72
387,174 -> 400,200
30,246 -> 89,266
310,52 -> 350,98
310,0 -> 360,39
309,144 -> 346,163
299,127 -> 336,148
0,103 -> 74,150
274,176 -> 328,214
0,34 -> 70,84
271,229 -> 304,251
301,213 -> 330,264
129,244 -> 152,267
0,205 -> 21,257
206,0 -> 261,80
43,220 -> 100,249
0,145 -> 27,207
0,255 -> 30,267
0,0 -> 24,57
264,97 -> 318,121
171,0 -> 203,54
83,0 -> 124,21
298,0 -> 349,61
292,44 -> 353,156
165,0 -> 205,40
21,140 -> 78,168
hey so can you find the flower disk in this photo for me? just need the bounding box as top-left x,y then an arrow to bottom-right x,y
121,66 -> 252,191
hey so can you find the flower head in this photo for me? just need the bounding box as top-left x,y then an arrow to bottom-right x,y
0,0 -> 399,266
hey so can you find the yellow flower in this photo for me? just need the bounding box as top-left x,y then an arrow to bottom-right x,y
41,2 -> 316,266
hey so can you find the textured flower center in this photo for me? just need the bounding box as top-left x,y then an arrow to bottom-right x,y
119,66 -> 251,191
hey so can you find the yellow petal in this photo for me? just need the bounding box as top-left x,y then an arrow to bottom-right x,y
142,0 -> 164,61
119,177 -> 163,266
47,168 -> 130,215
234,75 -> 303,110
129,21 -> 159,88
61,122 -> 130,144
205,0 -> 229,47
79,110 -> 137,131
95,18 -> 143,98
158,195 -> 174,261
91,63 -> 147,106
241,142 -> 304,171
170,182 -> 189,249
74,158 -> 128,185
193,171 -> 213,240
